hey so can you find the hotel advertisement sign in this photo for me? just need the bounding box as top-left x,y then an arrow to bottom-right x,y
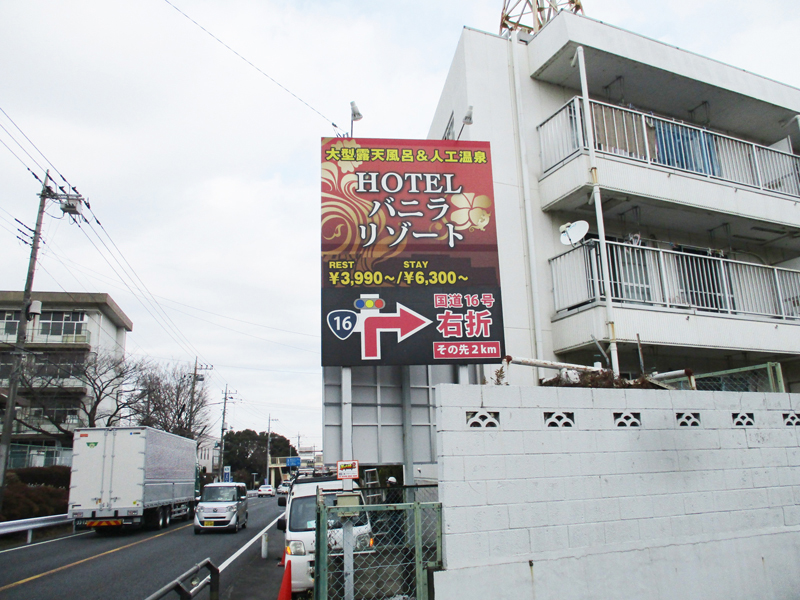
321,138 -> 504,367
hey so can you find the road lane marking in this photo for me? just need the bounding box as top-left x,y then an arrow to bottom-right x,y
219,515 -> 282,572
0,523 -> 192,593
0,531 -> 92,555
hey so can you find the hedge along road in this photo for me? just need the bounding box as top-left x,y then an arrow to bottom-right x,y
0,496 -> 286,600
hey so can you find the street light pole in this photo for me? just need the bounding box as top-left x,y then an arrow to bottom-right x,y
0,172 -> 51,514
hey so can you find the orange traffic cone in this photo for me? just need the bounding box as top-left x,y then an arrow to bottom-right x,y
277,560 -> 292,600
277,547 -> 286,567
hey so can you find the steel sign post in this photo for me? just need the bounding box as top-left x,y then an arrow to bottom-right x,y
321,138 -> 505,367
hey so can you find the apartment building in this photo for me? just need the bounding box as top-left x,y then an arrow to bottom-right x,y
428,12 -> 800,389
323,12 -> 800,479
0,291 -> 133,455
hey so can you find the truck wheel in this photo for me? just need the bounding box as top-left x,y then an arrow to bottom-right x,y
163,506 -> 171,528
156,509 -> 165,529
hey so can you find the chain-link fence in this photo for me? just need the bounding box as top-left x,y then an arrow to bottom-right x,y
663,362 -> 785,393
315,487 -> 442,600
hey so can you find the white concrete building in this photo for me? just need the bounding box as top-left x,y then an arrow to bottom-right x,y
324,12 -> 800,599
428,12 -> 800,388
324,9 -> 800,478
421,13 -> 800,599
0,291 -> 133,453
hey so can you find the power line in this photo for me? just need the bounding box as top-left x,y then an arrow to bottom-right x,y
0,135 -> 42,183
0,108 -> 239,401
81,213 -> 203,358
0,106 -> 76,190
161,0 -> 343,135
73,218 -> 197,359
39,248 -> 320,352
0,121 -> 47,174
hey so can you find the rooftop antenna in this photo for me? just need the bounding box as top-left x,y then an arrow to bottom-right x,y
500,0 -> 584,36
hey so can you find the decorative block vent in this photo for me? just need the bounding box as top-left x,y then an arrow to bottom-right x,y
614,412 -> 641,427
544,411 -> 575,428
784,413 -> 800,427
676,412 -> 701,427
732,412 -> 755,427
466,410 -> 499,428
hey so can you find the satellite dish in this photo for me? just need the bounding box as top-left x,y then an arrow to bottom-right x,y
559,220 -> 590,246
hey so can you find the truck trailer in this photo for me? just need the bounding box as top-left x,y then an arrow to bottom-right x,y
68,426 -> 197,531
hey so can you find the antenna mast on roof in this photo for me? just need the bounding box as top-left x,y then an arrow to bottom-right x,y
500,0 -> 584,35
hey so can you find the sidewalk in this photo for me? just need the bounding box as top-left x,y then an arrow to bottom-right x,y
221,527 -> 287,600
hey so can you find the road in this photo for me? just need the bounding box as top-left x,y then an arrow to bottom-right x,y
0,496 -> 286,600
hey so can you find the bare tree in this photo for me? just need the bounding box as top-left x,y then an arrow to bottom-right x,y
133,363 -> 210,440
13,350 -> 145,444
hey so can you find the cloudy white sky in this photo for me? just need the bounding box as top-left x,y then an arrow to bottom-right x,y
1,0 -> 798,450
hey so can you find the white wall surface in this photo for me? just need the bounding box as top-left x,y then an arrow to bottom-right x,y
435,384 -> 800,599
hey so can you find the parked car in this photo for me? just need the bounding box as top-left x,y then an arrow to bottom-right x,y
194,482 -> 248,534
258,484 -> 275,497
277,482 -> 291,494
277,476 -> 372,594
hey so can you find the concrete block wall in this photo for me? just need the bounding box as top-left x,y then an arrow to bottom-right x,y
434,384 -> 800,600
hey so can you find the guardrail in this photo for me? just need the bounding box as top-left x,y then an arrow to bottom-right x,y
0,513 -> 72,544
144,558 -> 219,600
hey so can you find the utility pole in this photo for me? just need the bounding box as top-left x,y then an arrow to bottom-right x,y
0,173 -> 51,514
265,414 -> 271,487
187,358 -> 212,439
218,385 -> 229,480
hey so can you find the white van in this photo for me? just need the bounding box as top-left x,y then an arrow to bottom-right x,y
194,482 -> 248,534
277,476 -> 372,593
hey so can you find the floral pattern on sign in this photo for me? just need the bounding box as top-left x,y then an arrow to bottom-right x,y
449,193 -> 492,232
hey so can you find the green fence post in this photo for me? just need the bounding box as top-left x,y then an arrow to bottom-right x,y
317,492 -> 329,600
414,502 -> 427,600
770,362 -> 786,393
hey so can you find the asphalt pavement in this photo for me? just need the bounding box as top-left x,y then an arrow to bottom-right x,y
0,496 -> 287,600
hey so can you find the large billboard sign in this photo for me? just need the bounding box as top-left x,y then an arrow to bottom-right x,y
321,138 -> 504,367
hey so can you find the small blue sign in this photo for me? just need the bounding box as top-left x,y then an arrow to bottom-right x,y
286,456 -> 301,467
327,310 -> 358,340
223,465 -> 231,482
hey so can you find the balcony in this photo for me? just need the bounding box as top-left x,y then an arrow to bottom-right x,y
0,329 -> 92,347
537,98 -> 800,235
1,413 -> 86,437
549,240 -> 800,355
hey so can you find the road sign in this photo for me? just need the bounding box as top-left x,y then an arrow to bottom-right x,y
321,138 -> 505,366
286,456 -> 301,468
223,465 -> 231,482
337,460 -> 359,480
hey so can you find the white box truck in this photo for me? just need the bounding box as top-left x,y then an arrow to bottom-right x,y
68,426 -> 198,531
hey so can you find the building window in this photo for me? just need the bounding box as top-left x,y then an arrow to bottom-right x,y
40,311 -> 85,336
3,311 -> 21,336
443,111 -> 455,140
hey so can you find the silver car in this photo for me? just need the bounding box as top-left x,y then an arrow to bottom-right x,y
194,482 -> 249,534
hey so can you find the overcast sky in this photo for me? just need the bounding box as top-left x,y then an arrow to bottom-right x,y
1,0 -> 798,450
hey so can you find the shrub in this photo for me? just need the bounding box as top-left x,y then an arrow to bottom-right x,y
0,469 -> 69,522
11,466 -> 71,488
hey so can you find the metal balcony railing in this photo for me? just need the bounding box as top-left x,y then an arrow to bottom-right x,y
550,240 -> 800,319
538,97 -> 800,198
0,329 -> 92,345
3,413 -> 87,436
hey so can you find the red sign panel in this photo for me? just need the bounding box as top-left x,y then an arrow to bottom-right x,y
322,138 -> 504,366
